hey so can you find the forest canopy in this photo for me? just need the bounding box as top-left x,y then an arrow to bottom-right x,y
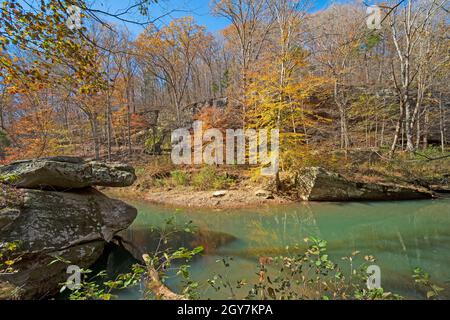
0,0 -> 448,166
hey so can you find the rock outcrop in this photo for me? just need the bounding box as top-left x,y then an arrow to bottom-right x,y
414,174 -> 450,194
0,157 -> 137,299
283,167 -> 433,201
0,156 -> 136,189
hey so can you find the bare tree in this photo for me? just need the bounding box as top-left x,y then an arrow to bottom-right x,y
388,0 -> 448,155
212,0 -> 273,125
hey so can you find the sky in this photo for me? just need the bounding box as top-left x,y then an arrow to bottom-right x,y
89,0 -> 358,37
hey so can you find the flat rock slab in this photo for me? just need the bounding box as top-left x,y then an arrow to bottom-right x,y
254,189 -> 274,199
289,167 -> 433,201
212,190 -> 227,198
0,156 -> 136,190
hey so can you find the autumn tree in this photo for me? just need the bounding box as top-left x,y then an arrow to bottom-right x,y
305,3 -> 367,151
245,0 -> 329,182
212,0 -> 273,125
136,17 -> 211,126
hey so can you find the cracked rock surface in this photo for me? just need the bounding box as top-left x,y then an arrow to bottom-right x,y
283,167 -> 433,201
0,157 -> 137,299
0,156 -> 136,190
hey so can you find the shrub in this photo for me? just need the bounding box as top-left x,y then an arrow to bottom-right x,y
170,170 -> 190,186
192,166 -> 215,190
0,241 -> 21,274
212,173 -> 235,190
192,166 -> 235,190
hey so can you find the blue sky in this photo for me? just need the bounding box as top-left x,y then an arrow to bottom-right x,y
90,0 -> 354,37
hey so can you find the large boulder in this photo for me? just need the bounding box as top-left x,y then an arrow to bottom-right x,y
284,167 -> 433,201
413,173 -> 450,194
0,187 -> 137,299
0,156 -> 136,190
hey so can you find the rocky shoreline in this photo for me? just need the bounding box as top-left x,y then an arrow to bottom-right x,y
0,157 -> 446,299
105,187 -> 292,209
108,166 -> 439,210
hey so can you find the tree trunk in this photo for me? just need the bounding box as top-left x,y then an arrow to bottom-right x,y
90,113 -> 100,160
126,84 -> 132,156
439,92 -> 445,153
422,107 -> 429,149
404,98 -> 415,152
389,103 -> 404,158
415,113 -> 421,149
334,81 -> 349,151
106,90 -> 112,161
380,117 -> 385,148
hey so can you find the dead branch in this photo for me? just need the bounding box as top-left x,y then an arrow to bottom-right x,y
413,152 -> 450,162
142,254 -> 187,300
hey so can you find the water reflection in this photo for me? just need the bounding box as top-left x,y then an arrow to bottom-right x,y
114,199 -> 450,299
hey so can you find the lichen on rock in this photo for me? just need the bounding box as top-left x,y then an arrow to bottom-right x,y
0,157 -> 138,299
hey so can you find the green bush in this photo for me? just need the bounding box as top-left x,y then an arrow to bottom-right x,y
212,173 -> 235,190
170,170 -> 190,186
144,128 -> 165,155
192,166 -> 235,190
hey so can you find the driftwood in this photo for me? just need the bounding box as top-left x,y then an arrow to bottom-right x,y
142,254 -> 187,300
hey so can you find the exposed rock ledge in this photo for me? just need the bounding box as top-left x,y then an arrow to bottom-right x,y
281,167 -> 433,201
0,157 -> 137,299
0,156 -> 136,189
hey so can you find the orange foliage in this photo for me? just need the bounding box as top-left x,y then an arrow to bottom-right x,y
3,108 -> 72,163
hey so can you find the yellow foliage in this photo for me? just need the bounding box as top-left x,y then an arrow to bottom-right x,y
245,46 -> 331,170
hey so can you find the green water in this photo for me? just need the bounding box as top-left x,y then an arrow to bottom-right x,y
114,198 -> 450,299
